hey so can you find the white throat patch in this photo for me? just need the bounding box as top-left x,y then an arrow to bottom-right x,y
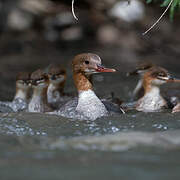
136,86 -> 166,112
76,90 -> 108,120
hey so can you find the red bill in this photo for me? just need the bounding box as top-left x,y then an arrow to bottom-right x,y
167,78 -> 180,83
96,65 -> 116,73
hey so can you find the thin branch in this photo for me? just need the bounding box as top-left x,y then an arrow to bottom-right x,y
142,0 -> 174,35
72,0 -> 78,21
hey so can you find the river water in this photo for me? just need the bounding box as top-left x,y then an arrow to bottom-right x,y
0,69 -> 180,180
0,0 -> 180,176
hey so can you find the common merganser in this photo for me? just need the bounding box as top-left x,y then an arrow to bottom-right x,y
127,62 -> 154,100
166,79 -> 180,113
172,102 -> 180,113
136,66 -> 175,112
14,72 -> 31,101
50,53 -> 123,120
0,72 -> 31,112
47,64 -> 70,109
28,69 -> 52,113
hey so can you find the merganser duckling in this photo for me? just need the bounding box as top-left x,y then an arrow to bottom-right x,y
14,72 -> 31,101
128,63 -> 180,110
50,53 -> 122,120
136,66 -> 174,112
127,62 -> 154,100
28,69 -> 52,113
172,103 -> 180,113
47,64 -> 71,109
0,72 -> 31,112
166,79 -> 180,113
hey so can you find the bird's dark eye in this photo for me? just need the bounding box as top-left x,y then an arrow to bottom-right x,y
85,61 -> 89,64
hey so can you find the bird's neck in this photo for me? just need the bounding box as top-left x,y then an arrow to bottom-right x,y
142,79 -> 162,100
73,72 -> 93,92
48,82 -> 64,96
14,86 -> 28,101
31,86 -> 48,104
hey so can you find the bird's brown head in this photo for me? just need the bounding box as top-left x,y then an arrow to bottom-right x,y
30,69 -> 49,88
143,66 -> 172,87
72,53 -> 116,75
16,72 -> 31,89
127,62 -> 154,76
48,64 -> 66,84
72,53 -> 116,91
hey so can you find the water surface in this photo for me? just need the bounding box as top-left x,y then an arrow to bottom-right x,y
0,110 -> 180,180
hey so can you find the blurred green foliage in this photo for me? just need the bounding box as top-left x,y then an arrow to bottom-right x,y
146,0 -> 180,20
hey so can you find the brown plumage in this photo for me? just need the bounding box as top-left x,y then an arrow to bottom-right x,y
30,69 -> 48,81
28,69 -> 52,113
135,66 -> 174,112
72,53 -> 116,91
48,64 -> 66,76
47,64 -> 67,95
72,53 -> 101,91
136,62 -> 154,71
127,62 -> 154,76
16,72 -> 31,81
142,66 -> 169,93
72,53 -> 102,74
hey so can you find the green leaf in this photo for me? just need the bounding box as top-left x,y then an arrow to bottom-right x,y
146,0 -> 153,3
169,0 -> 179,20
170,7 -> 174,20
172,0 -> 179,8
169,1 -> 175,21
147,0 -> 180,20
160,0 -> 171,7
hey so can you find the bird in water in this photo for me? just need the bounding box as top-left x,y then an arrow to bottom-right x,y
47,64 -> 72,109
127,62 -> 154,100
49,53 -> 124,120
28,69 -> 52,113
166,79 -> 180,113
135,66 -> 177,112
0,72 -> 31,112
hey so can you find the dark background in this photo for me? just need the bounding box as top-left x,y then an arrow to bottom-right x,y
0,0 -> 180,100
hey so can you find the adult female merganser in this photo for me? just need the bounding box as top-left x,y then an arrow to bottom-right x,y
136,66 -> 175,112
28,69 -> 52,113
50,53 -> 123,120
0,72 -> 31,112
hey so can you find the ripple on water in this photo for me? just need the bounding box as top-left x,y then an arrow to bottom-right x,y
0,111 -> 180,138
0,117 -> 47,136
0,112 -> 179,154
49,130 -> 180,152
